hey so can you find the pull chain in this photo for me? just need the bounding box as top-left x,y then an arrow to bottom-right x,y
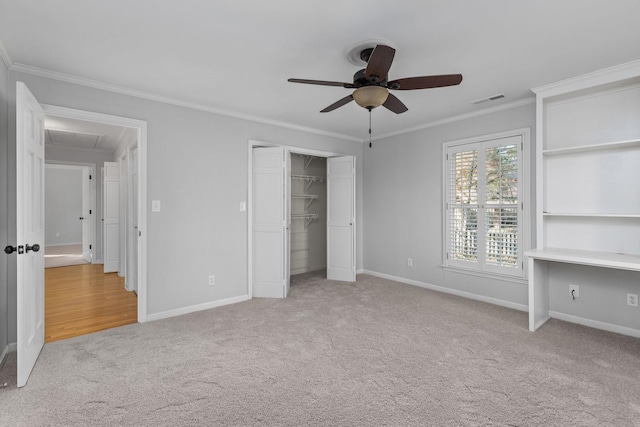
368,107 -> 372,148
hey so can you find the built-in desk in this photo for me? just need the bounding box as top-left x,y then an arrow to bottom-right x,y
525,248 -> 640,331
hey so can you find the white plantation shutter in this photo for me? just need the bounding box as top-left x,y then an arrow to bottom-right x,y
448,146 -> 480,265
445,135 -> 523,277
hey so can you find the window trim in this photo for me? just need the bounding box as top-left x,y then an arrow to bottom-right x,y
442,128 -> 531,280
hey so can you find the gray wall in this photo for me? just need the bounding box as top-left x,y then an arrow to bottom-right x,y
46,146 -> 117,262
6,71 -> 363,341
0,55 -> 8,355
44,167 -> 83,245
363,103 -> 536,308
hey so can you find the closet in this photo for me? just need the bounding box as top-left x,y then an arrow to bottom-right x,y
251,144 -> 355,298
290,153 -> 327,275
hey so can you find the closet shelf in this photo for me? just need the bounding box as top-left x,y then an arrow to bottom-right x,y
292,174 -> 324,191
543,138 -> 640,156
292,194 -> 318,209
291,153 -> 319,170
292,213 -> 318,228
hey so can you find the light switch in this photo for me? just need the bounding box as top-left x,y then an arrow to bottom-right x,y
152,200 -> 161,212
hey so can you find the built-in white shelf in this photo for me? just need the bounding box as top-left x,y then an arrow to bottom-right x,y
525,247 -> 640,272
543,138 -> 640,156
542,212 -> 640,218
529,61 -> 640,336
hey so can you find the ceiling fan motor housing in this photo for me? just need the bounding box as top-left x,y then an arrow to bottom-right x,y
353,69 -> 388,87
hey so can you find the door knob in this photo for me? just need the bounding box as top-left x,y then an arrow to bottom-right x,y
79,216 -> 84,220
4,245 -> 17,254
25,243 -> 40,253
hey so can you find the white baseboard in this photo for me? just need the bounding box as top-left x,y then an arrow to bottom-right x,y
1,342 -> 16,366
45,242 -> 82,247
362,269 -> 528,312
549,311 -> 640,338
145,295 -> 251,322
356,268 -> 364,274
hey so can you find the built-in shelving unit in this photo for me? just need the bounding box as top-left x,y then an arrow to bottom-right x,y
527,60 -> 640,334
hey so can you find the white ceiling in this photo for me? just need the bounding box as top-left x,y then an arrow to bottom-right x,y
2,1 -> 640,141
45,116 -> 136,153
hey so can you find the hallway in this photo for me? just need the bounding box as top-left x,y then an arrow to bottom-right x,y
45,264 -> 137,343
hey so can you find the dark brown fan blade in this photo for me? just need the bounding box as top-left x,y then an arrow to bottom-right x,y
382,93 -> 408,114
388,74 -> 463,90
288,78 -> 356,88
365,45 -> 396,82
320,95 -> 354,113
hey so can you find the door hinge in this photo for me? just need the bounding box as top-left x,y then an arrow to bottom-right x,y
446,252 -> 449,259
89,174 -> 92,180
89,244 -> 92,250
521,202 -> 524,210
89,209 -> 92,214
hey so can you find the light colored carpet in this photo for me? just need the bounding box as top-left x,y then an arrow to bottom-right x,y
45,244 -> 89,268
1,272 -> 639,426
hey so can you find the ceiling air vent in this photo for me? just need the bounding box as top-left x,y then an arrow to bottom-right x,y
471,93 -> 505,105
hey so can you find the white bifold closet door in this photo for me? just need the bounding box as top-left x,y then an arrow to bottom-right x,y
327,156 -> 356,282
252,147 -> 291,297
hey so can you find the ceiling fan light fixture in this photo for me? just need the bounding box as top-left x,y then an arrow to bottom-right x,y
352,86 -> 389,109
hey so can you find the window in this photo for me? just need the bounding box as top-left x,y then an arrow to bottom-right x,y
443,129 -> 528,278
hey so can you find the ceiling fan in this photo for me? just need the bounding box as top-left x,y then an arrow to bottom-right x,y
288,45 -> 463,114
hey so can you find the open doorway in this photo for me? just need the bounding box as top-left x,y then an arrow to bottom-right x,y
43,163 -> 95,268
41,106 -> 147,341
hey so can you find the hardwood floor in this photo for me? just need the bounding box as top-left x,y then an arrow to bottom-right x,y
45,264 -> 137,343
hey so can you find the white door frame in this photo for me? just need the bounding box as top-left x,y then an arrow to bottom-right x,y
247,139 -> 356,297
41,104 -> 149,323
44,162 -> 96,263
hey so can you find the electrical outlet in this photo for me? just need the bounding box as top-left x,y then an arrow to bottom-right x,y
569,284 -> 579,300
407,258 -> 413,267
627,293 -> 638,307
208,275 -> 215,286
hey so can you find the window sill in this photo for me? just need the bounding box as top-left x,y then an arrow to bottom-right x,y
442,265 -> 527,285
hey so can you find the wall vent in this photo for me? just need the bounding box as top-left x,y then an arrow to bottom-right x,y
471,93 -> 505,105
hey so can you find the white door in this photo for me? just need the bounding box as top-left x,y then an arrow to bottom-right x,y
81,167 -> 92,262
252,147 -> 289,298
327,156 -> 356,282
127,147 -> 138,292
16,82 -> 45,387
103,161 -> 120,273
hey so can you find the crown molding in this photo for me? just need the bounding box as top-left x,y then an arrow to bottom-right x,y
0,38 -> 13,68
10,60 -> 539,145
532,58 -> 640,98
11,62 -> 362,143
374,97 -> 535,141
